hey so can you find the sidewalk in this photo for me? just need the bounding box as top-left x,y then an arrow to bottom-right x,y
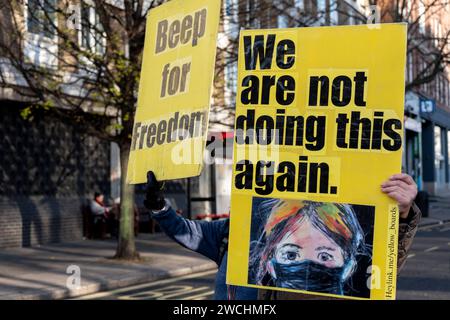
0,233 -> 216,300
419,193 -> 450,227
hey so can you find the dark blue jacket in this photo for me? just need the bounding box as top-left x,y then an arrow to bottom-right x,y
152,205 -> 258,300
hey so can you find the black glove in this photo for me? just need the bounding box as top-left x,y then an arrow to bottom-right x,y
144,171 -> 165,211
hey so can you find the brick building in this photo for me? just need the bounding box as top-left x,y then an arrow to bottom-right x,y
0,0 -> 115,248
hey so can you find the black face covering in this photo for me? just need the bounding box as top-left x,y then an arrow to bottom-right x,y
271,259 -> 346,295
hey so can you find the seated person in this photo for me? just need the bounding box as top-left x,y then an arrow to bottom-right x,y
90,192 -> 112,238
90,192 -> 109,221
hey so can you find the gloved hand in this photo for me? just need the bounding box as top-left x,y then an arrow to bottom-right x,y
144,171 -> 165,211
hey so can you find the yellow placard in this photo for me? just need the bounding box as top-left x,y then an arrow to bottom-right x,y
127,0 -> 220,183
227,24 -> 407,300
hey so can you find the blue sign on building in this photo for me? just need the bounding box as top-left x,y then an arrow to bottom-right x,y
420,98 -> 436,114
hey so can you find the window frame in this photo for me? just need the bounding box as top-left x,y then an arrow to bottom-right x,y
78,0 -> 107,56
23,0 -> 59,68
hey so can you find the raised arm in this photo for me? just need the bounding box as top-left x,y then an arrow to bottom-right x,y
151,203 -> 228,263
381,173 -> 421,273
144,171 -> 227,264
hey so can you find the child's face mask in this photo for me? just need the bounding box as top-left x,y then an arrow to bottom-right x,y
271,259 -> 346,295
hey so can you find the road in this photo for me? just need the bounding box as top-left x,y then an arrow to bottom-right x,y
75,270 -> 216,300
76,222 -> 450,300
397,221 -> 450,300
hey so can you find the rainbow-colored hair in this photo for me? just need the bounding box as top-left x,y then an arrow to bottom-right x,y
249,198 -> 367,285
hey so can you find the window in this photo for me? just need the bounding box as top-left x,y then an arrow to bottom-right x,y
337,2 -> 351,25
444,79 -> 447,105
225,0 -> 236,17
225,60 -> 237,105
80,1 -> 106,55
348,14 -> 355,25
26,0 -> 57,38
277,15 -> 289,28
434,126 -> 445,185
437,20 -> 442,47
24,0 -> 58,68
442,78 -> 446,105
407,52 -> 413,82
295,0 -> 304,10
245,0 -> 260,28
436,76 -> 440,101
223,0 -> 239,38
433,19 -> 440,47
403,0 -> 412,21
448,131 -> 450,165
444,79 -> 450,105
421,60 -> 427,92
418,1 -> 426,34
329,0 -> 338,24
317,0 -> 327,24
435,126 -> 442,159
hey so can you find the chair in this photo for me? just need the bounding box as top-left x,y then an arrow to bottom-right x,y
81,203 -> 93,239
81,201 -> 107,239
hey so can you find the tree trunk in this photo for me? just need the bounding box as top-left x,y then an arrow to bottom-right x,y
114,141 -> 140,260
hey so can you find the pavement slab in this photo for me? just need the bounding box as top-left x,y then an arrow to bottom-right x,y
0,233 -> 216,300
